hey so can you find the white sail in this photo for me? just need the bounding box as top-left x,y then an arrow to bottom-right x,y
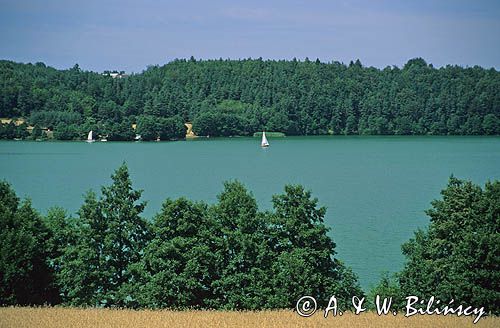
261,131 -> 269,147
87,130 -> 94,142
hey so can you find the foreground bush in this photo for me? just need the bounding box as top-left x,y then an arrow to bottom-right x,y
370,177 -> 500,315
0,164 -> 362,309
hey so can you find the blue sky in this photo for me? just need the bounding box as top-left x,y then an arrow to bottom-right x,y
0,0 -> 499,72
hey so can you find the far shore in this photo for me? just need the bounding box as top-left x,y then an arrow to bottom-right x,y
1,134 -> 499,144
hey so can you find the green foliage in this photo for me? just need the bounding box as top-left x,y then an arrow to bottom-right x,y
209,181 -> 271,309
398,177 -> 500,314
192,111 -> 246,137
483,114 -> 499,135
53,123 -> 80,140
367,272 -> 405,311
136,181 -> 362,310
56,163 -> 150,306
100,164 -> 149,306
269,185 -> 363,308
0,122 -> 29,139
105,119 -> 135,141
136,115 -> 185,141
31,125 -> 43,140
191,101 -> 264,137
1,58 -> 498,140
30,111 -> 82,128
2,163 -> 498,313
137,198 -> 216,308
253,131 -> 285,137
56,191 -> 105,305
0,181 -> 59,305
38,164 -> 362,310
136,115 -> 158,141
157,116 -> 186,140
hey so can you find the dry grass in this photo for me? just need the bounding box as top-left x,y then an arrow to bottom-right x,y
0,307 -> 497,328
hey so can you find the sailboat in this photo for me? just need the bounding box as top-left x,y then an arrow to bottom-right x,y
261,131 -> 269,148
86,130 -> 95,143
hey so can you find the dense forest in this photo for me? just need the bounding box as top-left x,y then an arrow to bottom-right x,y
1,164 -> 498,314
0,57 -> 499,140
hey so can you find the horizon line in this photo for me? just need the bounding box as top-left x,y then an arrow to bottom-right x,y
1,56 -> 498,74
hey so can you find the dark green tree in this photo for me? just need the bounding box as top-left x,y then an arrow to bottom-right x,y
136,115 -> 159,141
210,181 -> 273,309
106,119 -> 135,141
269,185 -> 363,308
31,124 -> 43,140
99,163 -> 149,306
56,191 -> 106,305
137,198 -> 216,308
398,177 -> 500,314
53,122 -> 79,140
483,114 -> 499,135
56,164 -> 149,307
157,116 -> 186,140
0,181 -> 59,305
1,122 -> 16,139
367,272 -> 405,311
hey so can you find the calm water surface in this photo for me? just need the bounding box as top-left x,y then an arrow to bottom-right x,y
1,136 -> 499,289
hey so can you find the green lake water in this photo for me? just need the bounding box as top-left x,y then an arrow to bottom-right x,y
1,136 -> 499,290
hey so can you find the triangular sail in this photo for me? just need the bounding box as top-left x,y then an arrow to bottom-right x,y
87,130 -> 93,141
261,131 -> 269,147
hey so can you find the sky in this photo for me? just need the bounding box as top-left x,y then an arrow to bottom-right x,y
0,0 -> 499,72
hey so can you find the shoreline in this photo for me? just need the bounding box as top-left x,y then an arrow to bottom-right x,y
1,134 -> 499,143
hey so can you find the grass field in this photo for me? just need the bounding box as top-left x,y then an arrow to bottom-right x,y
0,308 -> 497,328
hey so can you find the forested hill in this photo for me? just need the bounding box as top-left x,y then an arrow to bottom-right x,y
0,57 -> 499,140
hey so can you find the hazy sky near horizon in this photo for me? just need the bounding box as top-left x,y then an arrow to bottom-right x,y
1,0 -> 499,72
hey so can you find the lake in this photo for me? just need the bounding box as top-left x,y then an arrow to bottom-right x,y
1,136 -> 499,290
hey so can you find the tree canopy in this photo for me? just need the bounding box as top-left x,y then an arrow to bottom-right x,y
0,181 -> 59,305
0,164 -> 362,309
0,58 -> 498,140
370,177 -> 500,315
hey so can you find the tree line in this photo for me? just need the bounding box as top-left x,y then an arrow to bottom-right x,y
369,177 -> 499,315
1,164 -> 498,314
0,57 -> 498,140
0,164 -> 362,309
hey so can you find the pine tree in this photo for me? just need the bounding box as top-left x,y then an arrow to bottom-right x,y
57,164 -> 149,307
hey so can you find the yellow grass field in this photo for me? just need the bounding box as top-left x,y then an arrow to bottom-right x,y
0,308 -> 497,328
